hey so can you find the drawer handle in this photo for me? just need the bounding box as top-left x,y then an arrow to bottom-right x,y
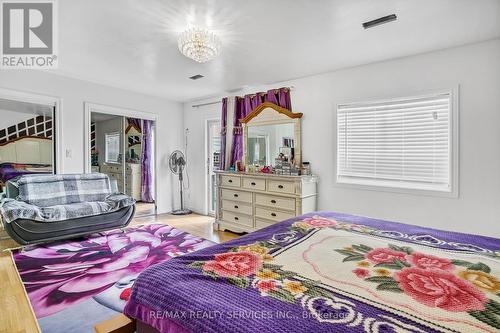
234,216 -> 239,221
278,185 -> 284,189
234,205 -> 239,209
271,213 -> 277,217
234,194 -> 239,198
228,179 -> 233,183
270,200 -> 277,204
251,182 -> 256,186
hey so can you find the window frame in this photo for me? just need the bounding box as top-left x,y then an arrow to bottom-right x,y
334,89 -> 459,198
105,132 -> 121,164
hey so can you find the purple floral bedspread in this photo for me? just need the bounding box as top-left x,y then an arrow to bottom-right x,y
0,162 -> 51,182
124,212 -> 500,333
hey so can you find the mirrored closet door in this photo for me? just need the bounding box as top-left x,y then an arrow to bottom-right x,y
0,98 -> 56,192
88,110 -> 156,217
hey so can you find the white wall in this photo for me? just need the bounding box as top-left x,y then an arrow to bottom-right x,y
0,71 -> 184,214
0,109 -> 36,130
183,103 -> 221,214
184,39 -> 500,237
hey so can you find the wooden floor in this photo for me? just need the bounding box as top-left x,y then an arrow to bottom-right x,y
0,213 -> 240,333
134,202 -> 157,218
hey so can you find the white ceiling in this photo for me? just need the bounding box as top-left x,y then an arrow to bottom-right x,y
55,0 -> 500,102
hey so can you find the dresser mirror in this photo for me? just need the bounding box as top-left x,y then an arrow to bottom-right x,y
241,102 -> 303,168
125,124 -> 142,163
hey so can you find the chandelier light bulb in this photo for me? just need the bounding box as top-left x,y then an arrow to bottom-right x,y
178,27 -> 221,63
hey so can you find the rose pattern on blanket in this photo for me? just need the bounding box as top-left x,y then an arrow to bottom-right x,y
189,215 -> 500,331
13,224 -> 214,318
190,241 -> 377,327
334,242 -> 500,328
189,229 -> 425,330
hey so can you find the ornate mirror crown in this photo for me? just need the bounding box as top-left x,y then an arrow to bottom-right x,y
242,102 -> 302,168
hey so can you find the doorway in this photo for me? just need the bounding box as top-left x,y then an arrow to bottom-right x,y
206,119 -> 221,216
84,103 -> 157,217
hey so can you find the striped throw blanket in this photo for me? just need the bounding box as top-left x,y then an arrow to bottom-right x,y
0,173 -> 135,223
16,173 -> 112,207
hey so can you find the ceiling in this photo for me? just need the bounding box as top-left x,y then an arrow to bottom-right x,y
55,0 -> 500,102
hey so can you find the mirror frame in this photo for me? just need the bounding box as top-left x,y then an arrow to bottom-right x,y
241,102 -> 303,168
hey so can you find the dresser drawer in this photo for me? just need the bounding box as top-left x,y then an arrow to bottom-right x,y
255,207 -> 295,222
242,177 -> 266,191
126,164 -> 141,174
255,218 -> 275,230
221,175 -> 241,188
222,211 -> 253,227
108,173 -> 123,181
102,165 -> 122,174
267,179 -> 296,194
255,194 -> 295,211
222,200 -> 253,215
221,189 -> 252,203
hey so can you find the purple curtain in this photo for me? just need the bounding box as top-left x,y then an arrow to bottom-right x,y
229,87 -> 292,167
140,120 -> 154,202
219,97 -> 228,170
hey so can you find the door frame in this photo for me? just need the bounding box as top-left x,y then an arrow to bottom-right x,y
0,87 -> 62,173
205,118 -> 220,216
84,102 -> 158,212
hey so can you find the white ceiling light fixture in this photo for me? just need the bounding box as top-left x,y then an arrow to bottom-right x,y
178,27 -> 221,63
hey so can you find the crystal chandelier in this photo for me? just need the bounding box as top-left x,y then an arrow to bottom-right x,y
178,27 -> 221,63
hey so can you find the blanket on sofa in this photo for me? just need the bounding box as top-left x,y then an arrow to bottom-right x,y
0,173 -> 135,223
16,173 -> 112,207
0,193 -> 134,223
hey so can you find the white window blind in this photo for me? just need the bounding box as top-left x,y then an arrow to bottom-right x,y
337,93 -> 452,192
105,132 -> 121,163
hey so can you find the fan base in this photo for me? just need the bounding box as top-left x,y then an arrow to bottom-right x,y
171,209 -> 193,215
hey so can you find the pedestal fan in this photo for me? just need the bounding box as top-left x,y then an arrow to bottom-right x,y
169,150 -> 192,215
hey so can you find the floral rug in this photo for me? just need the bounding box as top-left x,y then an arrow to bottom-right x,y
11,224 -> 215,333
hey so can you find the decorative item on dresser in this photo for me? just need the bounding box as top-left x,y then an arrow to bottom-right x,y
215,102 -> 318,232
215,171 -> 317,232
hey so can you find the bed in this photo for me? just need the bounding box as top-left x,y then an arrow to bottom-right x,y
0,137 -> 53,185
124,212 -> 500,333
0,162 -> 52,183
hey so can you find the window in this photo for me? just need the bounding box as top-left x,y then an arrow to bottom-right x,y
105,132 -> 121,163
337,92 -> 455,193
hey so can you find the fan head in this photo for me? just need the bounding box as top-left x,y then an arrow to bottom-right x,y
169,150 -> 186,174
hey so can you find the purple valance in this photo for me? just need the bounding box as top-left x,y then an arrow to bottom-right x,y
230,87 -> 292,167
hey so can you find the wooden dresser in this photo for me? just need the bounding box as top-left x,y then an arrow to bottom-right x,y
125,163 -> 141,201
215,171 -> 318,233
101,163 -> 141,200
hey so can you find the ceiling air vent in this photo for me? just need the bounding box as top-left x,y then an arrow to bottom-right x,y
189,74 -> 204,80
362,14 -> 397,29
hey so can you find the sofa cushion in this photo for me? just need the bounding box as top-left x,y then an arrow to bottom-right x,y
0,193 -> 134,223
15,173 -> 112,207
